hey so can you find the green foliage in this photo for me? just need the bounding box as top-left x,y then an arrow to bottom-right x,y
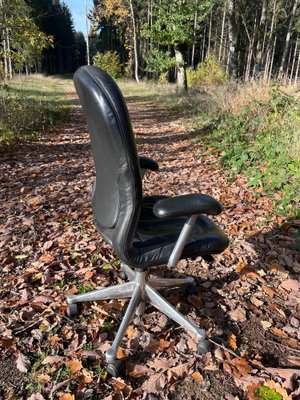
145,48 -> 177,76
143,0 -> 212,46
93,51 -> 122,78
255,386 -> 283,400
187,53 -> 227,86
209,89 -> 300,215
0,77 -> 69,153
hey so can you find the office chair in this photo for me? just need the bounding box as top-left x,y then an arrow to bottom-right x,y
67,66 -> 229,376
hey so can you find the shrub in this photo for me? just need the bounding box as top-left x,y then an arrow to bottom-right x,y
209,88 -> 300,216
187,53 -> 227,86
92,51 -> 122,79
0,88 -> 68,153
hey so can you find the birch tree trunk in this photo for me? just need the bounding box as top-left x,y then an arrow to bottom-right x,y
279,0 -> 299,76
294,49 -> 300,85
175,46 -> 187,91
290,36 -> 298,84
256,0 -> 268,69
128,0 -> 139,83
191,8 -> 197,68
227,0 -> 238,78
208,8 -> 212,54
219,2 -> 226,62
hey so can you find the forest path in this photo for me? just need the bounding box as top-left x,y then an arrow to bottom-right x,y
0,81 -> 299,399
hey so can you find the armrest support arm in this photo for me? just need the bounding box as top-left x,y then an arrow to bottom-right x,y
153,194 -> 222,219
139,156 -> 159,171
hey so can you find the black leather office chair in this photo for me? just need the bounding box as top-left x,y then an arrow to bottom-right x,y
67,65 -> 229,376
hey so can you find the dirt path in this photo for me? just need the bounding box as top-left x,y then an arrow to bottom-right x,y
0,82 -> 299,399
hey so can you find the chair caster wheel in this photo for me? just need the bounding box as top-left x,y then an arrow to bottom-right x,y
67,303 -> 80,317
107,360 -> 123,377
197,339 -> 212,354
119,271 -> 127,280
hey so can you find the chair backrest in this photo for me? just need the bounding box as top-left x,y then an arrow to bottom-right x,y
74,66 -> 143,262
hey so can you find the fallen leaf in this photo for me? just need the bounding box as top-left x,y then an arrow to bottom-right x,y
59,395 -> 75,400
39,253 -> 54,264
65,359 -> 83,373
127,362 -> 149,378
42,355 -> 64,365
191,371 -> 204,382
16,353 -> 30,373
261,320 -> 272,330
116,347 -> 126,359
28,196 -> 42,206
167,362 -> 191,381
228,331 -> 237,350
141,373 -> 166,393
229,307 -> 246,322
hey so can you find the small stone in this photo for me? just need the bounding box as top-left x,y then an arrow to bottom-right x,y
291,317 -> 299,328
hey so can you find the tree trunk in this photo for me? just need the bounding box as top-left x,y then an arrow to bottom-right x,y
279,0 -> 299,76
128,0 -> 139,83
256,0 -> 268,68
290,36 -> 298,84
294,48 -> 300,85
191,8 -> 197,67
175,46 -> 187,91
219,2 -> 226,62
268,35 -> 277,83
201,26 -> 206,62
208,8 -> 212,54
264,0 -> 277,82
6,30 -> 12,79
227,0 -> 238,78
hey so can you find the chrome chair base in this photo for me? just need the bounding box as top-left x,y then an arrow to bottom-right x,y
66,263 -> 209,376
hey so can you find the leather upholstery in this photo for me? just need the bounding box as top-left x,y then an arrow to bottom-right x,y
74,66 -> 229,269
153,194 -> 222,218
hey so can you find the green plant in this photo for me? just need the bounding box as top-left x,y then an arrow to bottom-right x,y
208,89 -> 300,215
92,51 -> 122,79
78,283 -> 94,294
255,386 -> 283,400
187,53 -> 227,86
144,48 -> 177,77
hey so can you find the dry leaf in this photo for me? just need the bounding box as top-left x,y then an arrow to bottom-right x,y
250,296 -> 263,307
28,196 -> 42,206
16,353 -> 30,373
42,355 -> 64,365
191,371 -> 204,382
126,325 -> 138,339
229,307 -> 246,322
38,374 -> 51,382
167,362 -> 191,381
228,331 -> 237,350
127,362 -> 149,378
141,373 -> 166,393
116,347 -> 126,359
261,320 -> 272,330
59,395 -> 75,400
65,359 -> 83,373
39,253 -> 54,264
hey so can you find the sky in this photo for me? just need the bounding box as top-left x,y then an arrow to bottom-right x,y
63,0 -> 94,34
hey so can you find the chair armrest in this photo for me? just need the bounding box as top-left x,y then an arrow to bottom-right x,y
153,194 -> 222,218
139,156 -> 159,171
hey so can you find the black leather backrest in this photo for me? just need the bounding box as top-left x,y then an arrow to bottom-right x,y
74,66 -> 142,254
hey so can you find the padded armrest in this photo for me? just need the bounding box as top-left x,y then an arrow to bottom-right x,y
139,156 -> 159,171
153,194 -> 222,218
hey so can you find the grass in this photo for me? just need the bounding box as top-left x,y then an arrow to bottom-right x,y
0,74 -> 71,154
121,78 -> 300,217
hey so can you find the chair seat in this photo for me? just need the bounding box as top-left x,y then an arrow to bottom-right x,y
131,196 -> 229,268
